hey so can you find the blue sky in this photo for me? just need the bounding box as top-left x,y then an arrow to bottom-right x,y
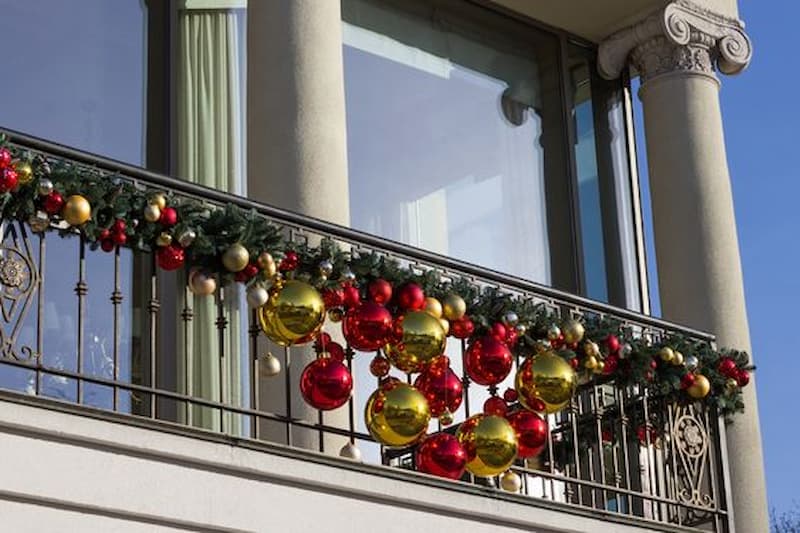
635,2 -> 800,514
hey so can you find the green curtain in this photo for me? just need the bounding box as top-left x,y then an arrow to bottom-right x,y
176,9 -> 244,433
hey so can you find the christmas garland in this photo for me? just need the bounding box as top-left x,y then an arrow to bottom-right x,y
0,137 -> 752,417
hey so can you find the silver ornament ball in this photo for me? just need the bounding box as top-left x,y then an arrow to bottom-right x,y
177,228 -> 197,248
38,178 -> 54,196
685,355 -> 699,371
318,260 -> 334,278
502,311 -> 519,327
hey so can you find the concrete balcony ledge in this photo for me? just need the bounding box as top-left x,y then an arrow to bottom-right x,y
0,393 -> 696,533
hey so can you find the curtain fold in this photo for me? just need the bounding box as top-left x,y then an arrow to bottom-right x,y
176,10 -> 244,432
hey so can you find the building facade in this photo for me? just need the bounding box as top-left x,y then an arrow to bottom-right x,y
0,0 -> 765,532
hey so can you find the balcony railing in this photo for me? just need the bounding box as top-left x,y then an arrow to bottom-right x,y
0,129 -> 732,532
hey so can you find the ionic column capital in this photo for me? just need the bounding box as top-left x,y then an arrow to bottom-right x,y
598,1 -> 752,83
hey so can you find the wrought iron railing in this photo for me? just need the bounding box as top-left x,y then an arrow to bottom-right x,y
0,130 -> 731,532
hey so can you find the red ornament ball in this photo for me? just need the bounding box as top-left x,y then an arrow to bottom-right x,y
327,342 -> 346,362
342,285 -> 361,309
313,332 -> 333,351
604,354 -> 619,374
490,323 -> 507,343
503,388 -> 518,403
464,335 -> 513,386
508,410 -> 548,458
397,282 -> 425,311
718,357 -> 737,378
569,358 -> 580,370
100,238 -> 115,252
483,396 -> 508,417
299,357 -> 353,411
42,192 -> 65,216
234,263 -> 259,283
606,335 -> 621,354
156,244 -> 185,271
0,149 -> 11,168
450,316 -> 475,339
505,328 -> 518,347
368,279 -> 393,305
112,231 -> 127,246
322,288 -> 344,308
279,251 -> 299,271
159,206 -> 178,227
414,362 -> 463,417
416,433 -> 467,480
369,355 -> 391,377
342,301 -> 393,351
736,369 -> 750,387
99,229 -> 111,241
112,219 -> 127,233
0,168 -> 18,193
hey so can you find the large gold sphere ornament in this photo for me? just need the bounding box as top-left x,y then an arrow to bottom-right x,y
515,350 -> 577,414
222,243 -> 250,273
687,374 -> 711,399
61,195 -> 91,226
16,162 -> 33,185
456,414 -> 518,477
441,293 -> 466,321
385,310 -> 446,373
364,381 -> 431,447
258,280 -> 325,346
562,319 -> 585,344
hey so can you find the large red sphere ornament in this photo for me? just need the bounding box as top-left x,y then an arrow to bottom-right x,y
157,244 -> 185,271
300,357 -> 353,410
465,335 -> 513,386
507,410 -> 548,458
415,433 -> 467,480
368,279 -> 393,305
342,301 -> 393,351
414,358 -> 463,417
397,282 -> 425,311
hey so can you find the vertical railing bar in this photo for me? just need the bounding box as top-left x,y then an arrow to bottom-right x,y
642,389 -> 658,520
668,402 -> 682,526
216,281 -> 227,434
617,386 -> 634,515
76,235 -> 87,404
284,345 -> 292,446
347,348 -> 356,445
148,252 -> 158,420
249,308 -> 259,439
593,384 -> 608,508
569,395 -> 582,506
318,410 -> 325,453
35,232 -> 45,395
111,245 -> 122,411
705,406 -> 723,530
183,284 -> 194,428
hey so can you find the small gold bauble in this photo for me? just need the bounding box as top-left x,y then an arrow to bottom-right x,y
725,378 -> 739,393
258,352 -> 282,378
515,350 -> 577,414
584,355 -> 599,370
364,381 -> 430,448
62,195 -> 91,226
659,347 -> 675,362
155,232 -> 172,247
328,307 -> 344,323
562,319 -> 585,344
584,341 -> 600,358
672,351 -> 685,366
148,193 -> 167,210
143,204 -> 161,223
188,268 -> 217,296
456,414 -> 518,477
258,280 -> 325,346
385,310 -> 446,373
438,318 -> 450,336
222,243 -> 250,273
687,374 -> 711,399
257,251 -> 274,269
547,324 -> 561,341
594,361 -> 605,374
441,293 -> 466,321
439,409 -> 454,426
423,297 -> 443,318
16,162 -> 33,185
500,470 -> 522,493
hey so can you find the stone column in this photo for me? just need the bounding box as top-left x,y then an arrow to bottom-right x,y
599,4 -> 767,533
247,1 -> 351,453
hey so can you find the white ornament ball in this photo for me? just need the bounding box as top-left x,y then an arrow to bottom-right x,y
339,442 -> 362,461
188,268 -> 217,296
246,285 -> 269,308
258,353 -> 282,378
500,470 -> 522,493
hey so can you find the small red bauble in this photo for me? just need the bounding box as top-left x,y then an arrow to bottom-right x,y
158,206 -> 178,227
299,357 -> 353,411
650,360 -> 658,369
606,335 -> 620,353
450,316 -> 475,339
0,149 -> 11,168
369,355 -> 391,377
42,192 -> 65,216
99,229 -> 111,241
416,433 -> 467,480
0,168 -> 18,192
100,238 -> 115,252
508,409 -> 548,458
464,335 -> 513,386
569,357 -> 580,370
243,263 -> 259,278
368,279 -> 393,305
342,301 -> 393,351
327,341 -> 346,362
718,357 -> 737,378
503,388 -> 518,403
604,354 -> 619,374
322,288 -> 344,308
313,332 -> 333,351
483,396 -> 508,417
397,282 -> 425,311
279,251 -> 299,271
736,369 -> 750,387
490,322 -> 507,342
156,244 -> 185,271
414,361 -> 463,417
505,328 -> 518,347
112,219 -> 127,233
112,231 -> 127,246
342,285 -> 362,309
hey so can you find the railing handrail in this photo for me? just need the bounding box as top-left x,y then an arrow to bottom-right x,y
2,126 -> 714,342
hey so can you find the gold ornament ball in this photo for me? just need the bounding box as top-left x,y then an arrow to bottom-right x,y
456,414 -> 518,477
584,341 -> 600,358
188,268 -> 217,296
364,381 -> 430,448
687,374 -> 711,399
562,319 -> 585,344
441,293 -> 466,321
515,350 -> 578,414
594,361 -> 605,374
725,378 -> 739,393
222,243 -> 250,273
62,195 -> 91,226
257,252 -> 277,277
385,310 -> 446,373
16,161 -> 33,185
672,351 -> 685,366
258,280 -> 325,346
258,352 -> 282,378
500,470 -> 522,493
584,355 -> 598,370
328,307 -> 344,323
143,204 -> 161,223
424,297 -> 443,318
155,232 -> 172,247
439,409 -> 454,426
148,193 -> 167,210
658,347 -> 675,362
438,318 -> 450,336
